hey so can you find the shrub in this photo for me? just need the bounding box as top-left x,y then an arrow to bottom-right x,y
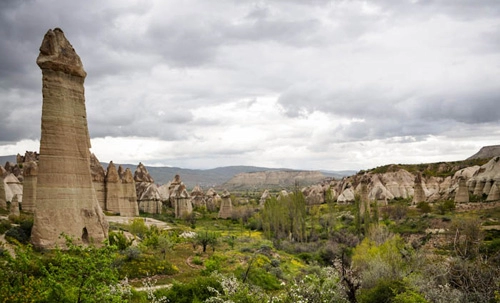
436,200 -> 455,215
0,219 -> 11,234
358,279 -> 406,303
117,253 -> 178,279
192,256 -> 204,266
237,266 -> 281,290
108,231 -> 133,251
5,226 -> 30,244
157,276 -> 222,303
128,218 -> 149,238
201,254 -> 223,276
417,202 -> 432,213
393,289 -> 429,303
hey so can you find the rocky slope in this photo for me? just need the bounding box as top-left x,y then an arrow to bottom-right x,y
467,145 -> 500,160
223,170 -> 328,190
298,155 -> 500,206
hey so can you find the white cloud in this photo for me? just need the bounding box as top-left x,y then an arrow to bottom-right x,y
0,0 -> 499,172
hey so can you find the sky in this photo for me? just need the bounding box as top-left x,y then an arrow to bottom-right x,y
0,0 -> 499,171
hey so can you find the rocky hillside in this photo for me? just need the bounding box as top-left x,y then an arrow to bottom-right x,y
297,146 -> 500,206
222,170 -> 328,190
467,145 -> 500,160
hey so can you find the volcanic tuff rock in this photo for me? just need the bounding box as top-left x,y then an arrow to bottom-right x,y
467,156 -> 500,201
135,163 -> 162,214
223,170 -> 327,190
90,154 -> 107,210
3,174 -> 23,205
205,188 -> 221,212
17,151 -> 39,164
169,176 -> 192,218
190,185 -> 205,208
21,161 -> 38,213
119,167 -> 139,217
218,190 -> 233,219
31,28 -> 108,248
10,194 -> 20,216
412,173 -> 425,205
454,177 -> 469,203
0,166 -> 8,209
467,145 -> 500,160
4,162 -> 22,181
105,162 -> 121,213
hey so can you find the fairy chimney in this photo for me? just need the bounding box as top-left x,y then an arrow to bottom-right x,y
119,167 -> 139,216
21,161 -> 38,213
31,28 -> 108,248
90,154 -> 106,210
218,190 -> 233,219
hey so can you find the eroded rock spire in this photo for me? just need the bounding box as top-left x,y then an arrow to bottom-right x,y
31,28 -> 108,248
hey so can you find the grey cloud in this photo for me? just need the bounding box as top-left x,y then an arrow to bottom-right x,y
413,91 -> 500,124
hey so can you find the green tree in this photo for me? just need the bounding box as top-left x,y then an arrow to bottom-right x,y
195,231 -> 219,253
352,230 -> 411,289
0,237 -> 128,303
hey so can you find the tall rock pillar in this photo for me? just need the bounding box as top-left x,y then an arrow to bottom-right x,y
105,162 -> 122,213
32,28 -> 108,248
218,190 -> 233,219
412,173 -> 425,205
0,166 -> 7,209
119,167 -> 139,217
21,161 -> 38,213
454,177 -> 470,203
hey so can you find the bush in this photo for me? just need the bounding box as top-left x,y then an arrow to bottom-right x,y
156,276 -> 222,303
5,226 -> 30,244
358,279 -> 406,303
238,266 -> 281,290
128,218 -> 149,238
108,231 -> 133,251
117,253 -> 178,279
436,200 -> 455,215
417,202 -> 432,214
0,219 -> 12,234
201,254 -> 223,276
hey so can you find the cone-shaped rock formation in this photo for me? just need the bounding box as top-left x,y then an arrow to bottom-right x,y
218,190 -> 233,219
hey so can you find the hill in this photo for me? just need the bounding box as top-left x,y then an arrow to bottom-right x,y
110,164 -> 353,189
0,155 -> 17,165
467,144 -> 500,160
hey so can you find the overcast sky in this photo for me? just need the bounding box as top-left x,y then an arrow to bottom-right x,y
1,0 -> 499,171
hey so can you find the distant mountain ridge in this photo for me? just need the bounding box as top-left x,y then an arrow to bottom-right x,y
467,145 -> 500,160
106,164 -> 354,189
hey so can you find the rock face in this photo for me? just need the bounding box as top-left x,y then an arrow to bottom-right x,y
90,154 -> 107,210
31,28 -> 108,248
218,190 -> 233,219
302,184 -> 325,205
467,145 -> 500,160
135,163 -> 162,214
10,194 -> 20,216
119,167 -> 139,217
468,156 -> 500,202
190,185 -> 205,209
0,166 -> 7,209
5,162 -> 22,181
105,162 -> 121,213
454,177 -> 470,203
412,173 -> 425,205
259,189 -> 270,207
205,188 -> 221,212
169,176 -> 192,218
223,170 -> 326,190
21,161 -> 38,213
3,174 -> 23,205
